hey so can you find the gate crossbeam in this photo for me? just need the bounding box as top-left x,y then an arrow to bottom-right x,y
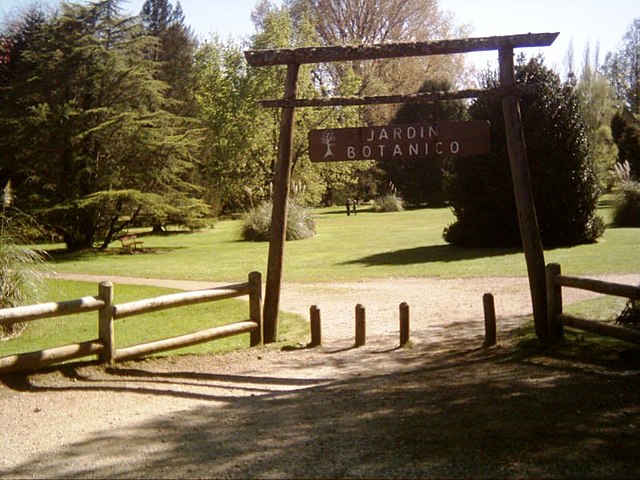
245,32 -> 559,66
259,85 -> 537,109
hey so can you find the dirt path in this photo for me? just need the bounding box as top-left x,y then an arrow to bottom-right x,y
1,273 -> 639,478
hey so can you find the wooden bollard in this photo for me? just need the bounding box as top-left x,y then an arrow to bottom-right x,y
309,305 -> 322,347
483,293 -> 497,347
355,304 -> 366,347
399,302 -> 410,347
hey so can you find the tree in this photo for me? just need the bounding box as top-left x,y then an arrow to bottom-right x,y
604,18 -> 640,114
611,108 -> 640,179
382,78 -> 467,206
0,181 -> 48,339
573,43 -> 619,190
287,0 -> 469,124
140,0 -> 198,114
0,0 -> 206,251
444,56 -> 604,247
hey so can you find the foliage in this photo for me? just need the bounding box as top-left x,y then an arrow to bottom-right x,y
611,161 -> 640,227
0,181 -> 49,340
616,295 -> 640,328
241,198 -> 316,241
372,194 -> 404,212
444,56 -> 604,247
140,0 -> 198,115
0,0 -> 205,251
611,108 -> 640,179
382,78 -> 468,206
603,18 -> 640,114
572,43 -> 619,191
288,0 -> 470,124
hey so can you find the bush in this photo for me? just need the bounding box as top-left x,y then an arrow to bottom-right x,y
1,181 -> 49,340
241,199 -> 316,241
373,194 -> 404,212
612,161 -> 640,227
444,56 -> 604,247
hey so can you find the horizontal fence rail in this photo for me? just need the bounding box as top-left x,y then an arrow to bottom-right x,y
546,263 -> 640,345
0,272 -> 263,374
0,296 -> 106,325
113,283 -> 250,319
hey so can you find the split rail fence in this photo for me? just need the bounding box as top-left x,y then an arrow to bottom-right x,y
0,272 -> 263,374
546,263 -> 640,345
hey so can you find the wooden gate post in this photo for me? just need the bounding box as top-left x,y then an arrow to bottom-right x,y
248,271 -> 263,347
263,63 -> 300,344
499,46 -> 549,341
545,263 -> 564,341
98,281 -> 114,364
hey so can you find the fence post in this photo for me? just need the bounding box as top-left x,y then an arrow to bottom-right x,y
483,293 -> 497,347
98,282 -> 114,364
546,263 -> 564,341
355,304 -> 366,347
399,302 -> 410,347
249,271 -> 263,347
309,305 -> 322,347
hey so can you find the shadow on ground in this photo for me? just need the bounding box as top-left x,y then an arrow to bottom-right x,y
2,331 -> 640,479
342,244 -> 520,266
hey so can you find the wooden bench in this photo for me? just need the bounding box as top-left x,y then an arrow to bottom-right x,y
119,235 -> 144,253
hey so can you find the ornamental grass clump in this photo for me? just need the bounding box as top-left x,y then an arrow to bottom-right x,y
372,194 -> 404,212
372,183 -> 404,212
1,181 -> 49,340
612,161 -> 640,227
241,199 -> 316,241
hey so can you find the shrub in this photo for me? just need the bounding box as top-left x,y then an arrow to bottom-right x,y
612,161 -> 640,227
1,181 -> 49,340
444,56 -> 604,247
241,199 -> 316,241
372,194 -> 404,212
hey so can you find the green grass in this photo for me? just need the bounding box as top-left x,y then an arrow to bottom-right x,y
0,280 -> 307,360
45,202 -> 640,282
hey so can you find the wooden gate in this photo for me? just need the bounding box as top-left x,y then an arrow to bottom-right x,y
244,33 -> 559,343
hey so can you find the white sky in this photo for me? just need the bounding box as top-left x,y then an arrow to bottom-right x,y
1,0 -> 638,73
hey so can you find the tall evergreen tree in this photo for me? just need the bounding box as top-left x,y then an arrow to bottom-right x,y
444,56 -> 604,248
611,108 -> 640,179
0,0 -> 205,251
140,0 -> 197,114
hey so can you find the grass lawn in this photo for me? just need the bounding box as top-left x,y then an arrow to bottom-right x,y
45,202 -> 639,283
0,280 -> 308,360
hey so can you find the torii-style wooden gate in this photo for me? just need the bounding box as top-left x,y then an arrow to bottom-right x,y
244,32 -> 559,344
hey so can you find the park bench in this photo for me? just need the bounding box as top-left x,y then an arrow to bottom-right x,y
119,235 -> 144,253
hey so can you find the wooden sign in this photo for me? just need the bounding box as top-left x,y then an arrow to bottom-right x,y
308,120 -> 490,162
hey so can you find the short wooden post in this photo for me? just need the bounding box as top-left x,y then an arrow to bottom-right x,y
546,263 -> 564,341
248,271 -> 263,347
309,305 -> 322,347
355,304 -> 366,347
399,302 -> 410,347
98,282 -> 114,364
483,293 -> 497,347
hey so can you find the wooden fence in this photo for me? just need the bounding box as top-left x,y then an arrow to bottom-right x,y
546,263 -> 640,344
0,272 -> 263,374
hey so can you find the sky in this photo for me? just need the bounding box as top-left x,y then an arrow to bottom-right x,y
1,0 -> 638,73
